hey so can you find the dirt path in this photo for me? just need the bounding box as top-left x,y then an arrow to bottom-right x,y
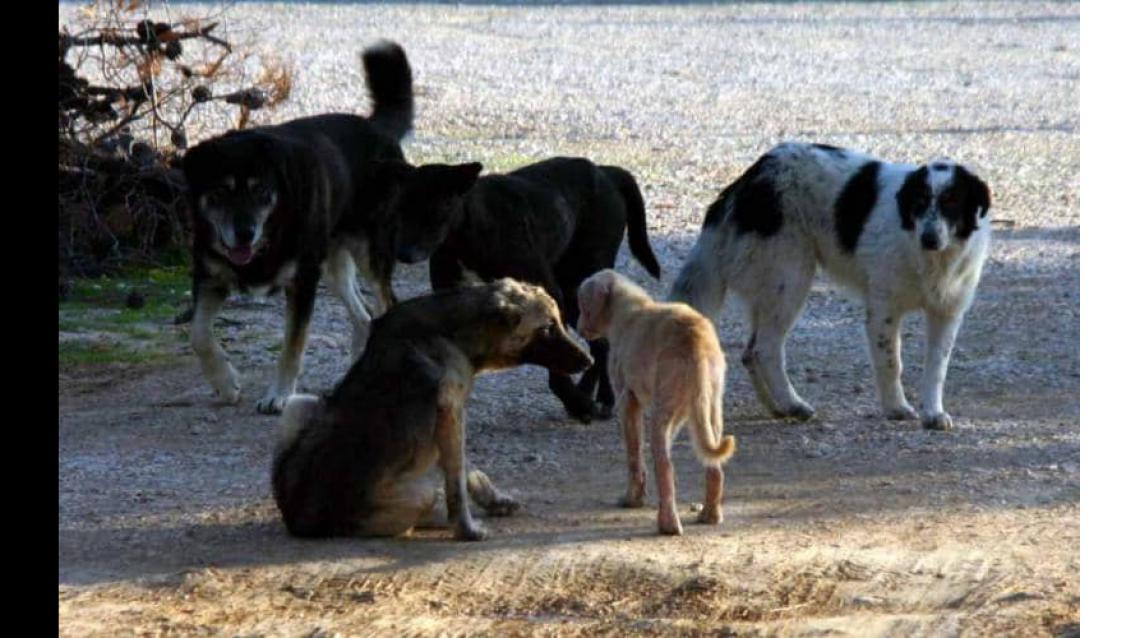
59,2 -> 1078,635
59,224 -> 1078,636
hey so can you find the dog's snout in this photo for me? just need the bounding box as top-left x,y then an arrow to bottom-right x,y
571,342 -> 594,369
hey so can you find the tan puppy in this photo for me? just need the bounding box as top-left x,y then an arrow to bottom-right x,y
578,269 -> 735,535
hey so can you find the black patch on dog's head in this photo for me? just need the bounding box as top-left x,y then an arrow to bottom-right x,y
940,165 -> 992,240
183,131 -> 279,197
895,166 -> 931,231
833,161 -> 881,253
390,162 -> 483,263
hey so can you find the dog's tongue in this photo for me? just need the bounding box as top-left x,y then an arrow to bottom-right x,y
227,246 -> 255,265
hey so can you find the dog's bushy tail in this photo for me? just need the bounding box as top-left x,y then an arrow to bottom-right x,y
689,364 -> 735,466
668,228 -> 728,319
362,41 -> 414,140
603,165 -> 661,279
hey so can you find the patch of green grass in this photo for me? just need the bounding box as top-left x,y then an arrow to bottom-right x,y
60,264 -> 193,367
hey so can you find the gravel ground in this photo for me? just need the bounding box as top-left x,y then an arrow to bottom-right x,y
59,2 -> 1079,636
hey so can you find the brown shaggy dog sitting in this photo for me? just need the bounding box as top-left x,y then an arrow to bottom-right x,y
577,269 -> 735,535
272,279 -> 593,541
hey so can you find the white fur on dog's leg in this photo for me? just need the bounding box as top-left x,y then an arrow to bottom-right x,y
865,303 -> 915,421
326,248 -> 373,363
920,310 -> 963,432
190,289 -> 241,404
211,361 -> 242,404
743,336 -> 814,420
258,350 -> 300,415
258,348 -> 301,415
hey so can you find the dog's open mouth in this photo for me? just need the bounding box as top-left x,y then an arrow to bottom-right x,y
226,245 -> 256,266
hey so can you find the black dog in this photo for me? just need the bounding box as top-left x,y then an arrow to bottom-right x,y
182,41 -> 413,414
272,279 -> 593,541
383,157 -> 661,422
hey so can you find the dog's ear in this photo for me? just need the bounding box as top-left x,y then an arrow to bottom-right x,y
444,162 -> 482,195
895,167 -> 930,230
488,292 -> 524,331
583,275 -> 613,315
954,165 -> 991,219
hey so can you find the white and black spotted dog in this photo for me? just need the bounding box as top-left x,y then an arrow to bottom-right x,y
670,142 -> 992,430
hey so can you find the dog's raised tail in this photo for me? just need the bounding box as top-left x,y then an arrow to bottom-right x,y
689,370 -> 735,466
603,165 -> 661,279
362,40 -> 414,140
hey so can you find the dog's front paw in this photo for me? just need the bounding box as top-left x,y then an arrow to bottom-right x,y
884,404 -> 919,421
696,504 -> 723,525
483,495 -> 520,517
455,520 -> 489,542
256,392 -> 292,415
774,400 -> 815,421
657,510 -> 683,536
922,412 -> 953,431
206,362 -> 241,404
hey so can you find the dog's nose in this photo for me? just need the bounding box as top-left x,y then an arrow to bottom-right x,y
920,233 -> 940,250
235,226 -> 255,246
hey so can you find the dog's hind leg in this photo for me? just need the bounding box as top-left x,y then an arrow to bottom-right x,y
257,267 -> 318,415
918,309 -> 964,430
740,250 -> 816,420
617,389 -> 647,508
357,473 -> 439,538
649,407 -> 683,535
326,248 -> 372,360
865,299 -> 918,421
190,284 -> 241,404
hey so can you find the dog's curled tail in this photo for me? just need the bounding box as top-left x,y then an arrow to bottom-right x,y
668,229 -> 728,320
603,165 -> 661,280
362,40 -> 414,140
689,367 -> 735,466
